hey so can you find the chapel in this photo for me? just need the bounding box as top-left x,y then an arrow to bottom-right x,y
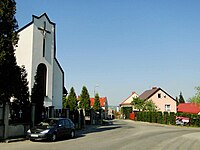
15,13 -> 66,109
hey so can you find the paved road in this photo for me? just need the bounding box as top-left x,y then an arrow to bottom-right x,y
1,120 -> 200,150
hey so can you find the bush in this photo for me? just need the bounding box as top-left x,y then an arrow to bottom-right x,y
135,111 -> 200,127
169,112 -> 175,125
151,112 -> 157,123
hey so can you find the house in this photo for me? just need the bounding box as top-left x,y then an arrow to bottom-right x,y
90,97 -> 108,119
177,103 -> 200,114
139,87 -> 177,112
120,92 -> 139,111
15,13 -> 66,109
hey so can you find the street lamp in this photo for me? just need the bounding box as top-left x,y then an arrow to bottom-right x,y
94,84 -> 99,97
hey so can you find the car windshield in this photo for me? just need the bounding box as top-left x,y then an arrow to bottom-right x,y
38,119 -> 58,128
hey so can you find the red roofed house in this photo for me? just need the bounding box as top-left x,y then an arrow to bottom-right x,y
90,97 -> 108,119
139,87 -> 177,112
120,92 -> 139,111
177,103 -> 200,114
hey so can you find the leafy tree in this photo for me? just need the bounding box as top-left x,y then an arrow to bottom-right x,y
31,70 -> 45,123
144,100 -> 157,112
11,66 -> 30,121
64,87 -> 77,111
62,96 -> 68,109
0,0 -> 21,104
189,86 -> 200,103
14,66 -> 30,105
131,97 -> 145,111
178,92 -> 185,103
79,86 -> 90,115
93,93 -> 101,112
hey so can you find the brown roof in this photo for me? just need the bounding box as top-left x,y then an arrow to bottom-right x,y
139,87 -> 176,101
139,87 -> 159,100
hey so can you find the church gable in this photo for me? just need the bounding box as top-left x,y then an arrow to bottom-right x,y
32,13 -> 55,64
15,13 -> 65,109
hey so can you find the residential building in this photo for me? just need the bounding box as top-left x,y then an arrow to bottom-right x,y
139,87 -> 177,112
177,103 -> 200,114
120,92 -> 139,111
90,97 -> 108,119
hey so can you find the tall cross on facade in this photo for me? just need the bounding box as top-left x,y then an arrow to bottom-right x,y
38,21 -> 51,57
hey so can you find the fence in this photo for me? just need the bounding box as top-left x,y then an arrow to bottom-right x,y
0,104 -> 3,125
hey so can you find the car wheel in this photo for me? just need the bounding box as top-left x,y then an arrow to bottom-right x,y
70,130 -> 75,138
51,133 -> 57,142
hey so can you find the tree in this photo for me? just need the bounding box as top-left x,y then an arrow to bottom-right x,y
79,86 -> 90,115
144,100 -> 157,112
189,86 -> 200,103
64,87 -> 77,111
178,92 -> 185,103
11,66 -> 30,121
93,93 -> 101,112
131,97 -> 145,111
0,0 -> 21,104
62,96 -> 68,109
31,70 -> 45,123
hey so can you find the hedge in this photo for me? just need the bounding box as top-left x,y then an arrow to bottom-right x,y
135,111 -> 200,127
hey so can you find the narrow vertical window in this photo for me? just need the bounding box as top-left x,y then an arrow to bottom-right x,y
165,104 -> 170,111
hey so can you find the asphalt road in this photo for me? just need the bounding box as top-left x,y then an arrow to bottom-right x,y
1,119 -> 200,150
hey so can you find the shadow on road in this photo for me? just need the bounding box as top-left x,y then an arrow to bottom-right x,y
76,120 -> 122,138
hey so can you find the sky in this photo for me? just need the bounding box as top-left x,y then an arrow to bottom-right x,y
15,0 -> 200,106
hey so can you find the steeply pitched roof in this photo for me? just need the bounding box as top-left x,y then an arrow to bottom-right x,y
120,92 -> 138,106
90,97 -> 107,107
139,87 -> 158,100
139,87 -> 176,101
177,103 -> 200,114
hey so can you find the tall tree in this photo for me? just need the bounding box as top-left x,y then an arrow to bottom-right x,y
131,97 -> 145,111
11,66 -> 30,121
93,93 -> 101,112
0,0 -> 21,104
144,100 -> 157,112
64,87 -> 77,111
79,86 -> 90,115
189,86 -> 200,103
178,92 -> 185,103
31,70 -> 44,123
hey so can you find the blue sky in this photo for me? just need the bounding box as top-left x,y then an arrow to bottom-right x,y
15,0 -> 200,105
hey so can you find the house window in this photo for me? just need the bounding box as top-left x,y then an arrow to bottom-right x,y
158,93 -> 161,98
165,104 -> 171,111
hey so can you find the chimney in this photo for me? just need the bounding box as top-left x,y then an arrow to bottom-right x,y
152,87 -> 157,89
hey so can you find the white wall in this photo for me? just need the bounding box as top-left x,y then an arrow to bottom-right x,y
15,24 -> 34,96
53,60 -> 63,109
15,14 -> 64,109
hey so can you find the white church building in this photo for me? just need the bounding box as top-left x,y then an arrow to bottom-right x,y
15,13 -> 66,109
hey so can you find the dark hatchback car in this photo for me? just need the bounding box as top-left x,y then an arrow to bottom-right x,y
27,118 -> 75,141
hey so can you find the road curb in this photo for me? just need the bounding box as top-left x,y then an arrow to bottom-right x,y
4,138 -> 27,143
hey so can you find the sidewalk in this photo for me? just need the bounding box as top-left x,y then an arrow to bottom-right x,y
2,124 -> 100,143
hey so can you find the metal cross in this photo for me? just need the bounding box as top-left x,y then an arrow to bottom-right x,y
38,21 -> 51,57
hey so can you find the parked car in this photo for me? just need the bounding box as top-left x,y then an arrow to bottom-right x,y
176,116 -> 189,126
27,118 -> 75,141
